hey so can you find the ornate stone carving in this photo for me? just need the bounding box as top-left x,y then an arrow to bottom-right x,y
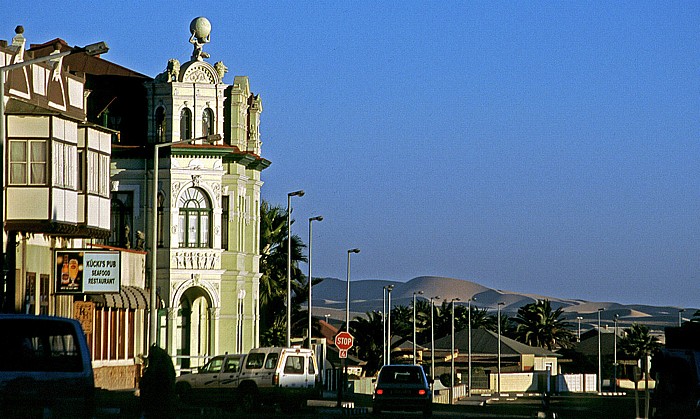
191,175 -> 201,186
214,61 -> 228,81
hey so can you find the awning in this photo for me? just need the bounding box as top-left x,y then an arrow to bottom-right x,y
87,285 -> 149,310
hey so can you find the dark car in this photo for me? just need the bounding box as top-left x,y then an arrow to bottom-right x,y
373,364 -> 432,417
0,315 -> 95,418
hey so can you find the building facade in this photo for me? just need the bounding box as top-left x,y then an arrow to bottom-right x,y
1,27 -> 150,388
2,17 -> 268,386
110,17 -> 269,368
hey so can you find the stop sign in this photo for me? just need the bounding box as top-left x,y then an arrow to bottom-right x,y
335,331 -> 354,351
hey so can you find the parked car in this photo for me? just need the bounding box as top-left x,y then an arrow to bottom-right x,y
373,364 -> 432,417
0,315 -> 95,418
175,353 -> 245,406
237,347 -> 320,412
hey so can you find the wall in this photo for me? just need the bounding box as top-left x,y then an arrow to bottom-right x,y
94,364 -> 143,390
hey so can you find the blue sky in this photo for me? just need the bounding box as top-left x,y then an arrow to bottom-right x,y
9,1 -> 700,307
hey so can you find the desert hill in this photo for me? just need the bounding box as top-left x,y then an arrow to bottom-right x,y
310,276 -> 693,333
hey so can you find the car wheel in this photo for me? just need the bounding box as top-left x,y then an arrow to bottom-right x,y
373,406 -> 381,415
175,382 -> 192,402
423,407 -> 432,418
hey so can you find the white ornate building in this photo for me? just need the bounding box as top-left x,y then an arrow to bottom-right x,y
110,18 -> 269,366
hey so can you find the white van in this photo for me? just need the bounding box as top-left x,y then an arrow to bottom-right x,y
237,347 -> 320,412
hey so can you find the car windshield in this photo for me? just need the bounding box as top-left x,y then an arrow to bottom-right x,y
378,366 -> 424,384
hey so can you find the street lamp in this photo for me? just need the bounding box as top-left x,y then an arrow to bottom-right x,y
450,297 -> 460,405
340,247 -> 359,408
613,313 -> 619,393
430,295 -> 440,384
576,316 -> 583,342
413,290 -> 424,365
382,287 -> 387,365
387,285 -> 394,363
307,215 -> 323,349
0,31 -> 109,310
497,302 -> 505,395
344,248 -> 360,330
149,133 -> 220,347
286,190 -> 304,347
597,307 -> 605,393
467,297 -> 476,397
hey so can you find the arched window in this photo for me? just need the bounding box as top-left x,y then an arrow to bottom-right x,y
178,188 -> 212,248
155,107 -> 166,143
202,108 -> 215,136
180,108 -> 192,140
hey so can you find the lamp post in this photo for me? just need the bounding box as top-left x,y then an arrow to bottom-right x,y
430,295 -> 440,384
679,308 -> 685,327
597,307 -> 605,393
450,297 -> 460,405
344,248 -> 360,330
497,302 -> 505,395
0,33 -> 109,312
387,285 -> 394,363
340,248 -> 359,408
613,313 -> 619,393
576,316 -> 583,342
382,286 -> 387,365
467,297 -> 476,397
413,290 -> 424,365
149,133 -> 220,347
307,215 -> 323,349
286,190 -> 304,347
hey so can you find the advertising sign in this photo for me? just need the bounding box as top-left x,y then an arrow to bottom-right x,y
55,250 -> 120,294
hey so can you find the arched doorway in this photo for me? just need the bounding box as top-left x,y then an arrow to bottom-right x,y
176,286 -> 212,370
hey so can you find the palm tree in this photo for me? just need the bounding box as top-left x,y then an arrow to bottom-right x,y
619,323 -> 660,361
389,305 -> 413,350
471,306 -> 497,331
512,299 -> 574,350
619,323 -> 661,418
259,200 -> 307,346
350,311 -> 384,375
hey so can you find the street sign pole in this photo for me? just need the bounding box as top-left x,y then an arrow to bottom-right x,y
334,332 -> 354,408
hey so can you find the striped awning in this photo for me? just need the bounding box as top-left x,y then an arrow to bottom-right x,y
87,285 -> 149,309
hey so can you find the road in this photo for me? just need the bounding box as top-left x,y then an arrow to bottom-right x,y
95,391 -> 640,418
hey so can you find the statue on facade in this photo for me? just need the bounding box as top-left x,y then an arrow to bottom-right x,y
155,59 -> 181,83
135,231 -> 146,251
189,17 -> 211,61
214,61 -> 228,81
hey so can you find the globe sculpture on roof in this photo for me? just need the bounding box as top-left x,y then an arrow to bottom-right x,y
189,17 -> 211,61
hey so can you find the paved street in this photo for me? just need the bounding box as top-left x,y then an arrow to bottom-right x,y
95,390 -> 640,418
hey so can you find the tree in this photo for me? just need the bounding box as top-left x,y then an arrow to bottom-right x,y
512,299 -> 574,350
258,200 -> 307,346
350,311 -> 384,375
619,323 -> 660,360
471,306 -> 497,332
619,323 -> 661,418
390,304 -> 413,342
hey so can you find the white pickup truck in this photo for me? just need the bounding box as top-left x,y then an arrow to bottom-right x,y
176,347 -> 320,412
